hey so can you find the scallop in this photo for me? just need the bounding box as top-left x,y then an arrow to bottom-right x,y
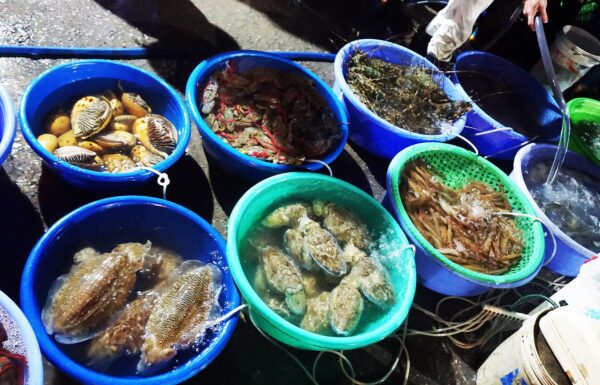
110,115 -> 137,132
94,130 -> 136,150
71,96 -> 112,139
54,146 -> 104,170
133,115 -> 178,158
37,134 -> 58,153
102,154 -> 137,173
131,145 -> 165,167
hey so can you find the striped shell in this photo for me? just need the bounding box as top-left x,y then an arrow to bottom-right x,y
54,146 -> 103,170
72,97 -> 112,139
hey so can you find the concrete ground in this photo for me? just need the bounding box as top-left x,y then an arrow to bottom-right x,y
0,1 -> 562,384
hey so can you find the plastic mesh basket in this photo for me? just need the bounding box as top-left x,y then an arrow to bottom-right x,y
389,143 -> 546,284
568,97 -> 600,166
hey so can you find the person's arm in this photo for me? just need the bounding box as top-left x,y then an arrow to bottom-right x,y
523,0 -> 548,30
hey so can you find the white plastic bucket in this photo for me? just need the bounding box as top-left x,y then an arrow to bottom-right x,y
532,25 -> 600,91
476,310 -> 563,385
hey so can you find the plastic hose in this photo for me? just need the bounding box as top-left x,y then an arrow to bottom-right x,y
0,45 -> 336,62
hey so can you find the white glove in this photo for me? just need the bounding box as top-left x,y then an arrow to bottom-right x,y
426,0 -> 495,62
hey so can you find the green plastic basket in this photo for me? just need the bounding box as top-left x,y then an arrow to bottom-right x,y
227,172 -> 417,350
568,97 -> 600,166
388,143 -> 546,284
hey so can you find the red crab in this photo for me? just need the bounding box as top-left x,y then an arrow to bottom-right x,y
0,323 -> 26,385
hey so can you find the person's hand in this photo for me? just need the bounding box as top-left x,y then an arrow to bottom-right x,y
523,0 -> 548,31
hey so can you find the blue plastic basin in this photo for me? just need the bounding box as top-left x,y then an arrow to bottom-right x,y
510,144 -> 598,276
19,60 -> 191,192
333,39 -> 468,159
185,50 -> 349,181
20,196 -> 240,385
452,51 -> 562,160
0,83 -> 16,167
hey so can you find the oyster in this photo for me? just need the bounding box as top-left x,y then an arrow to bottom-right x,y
300,292 -> 330,333
301,271 -> 325,299
42,249 -> 144,344
133,115 -> 178,158
328,277 -> 363,336
102,154 -> 137,173
297,217 -> 347,276
342,243 -> 368,267
54,146 -> 104,170
260,246 -> 306,315
262,203 -> 310,228
110,114 -> 137,132
131,145 -> 165,167
320,202 -> 370,250
139,260 -> 221,370
351,257 -> 395,308
71,96 -> 112,139
86,290 -> 159,366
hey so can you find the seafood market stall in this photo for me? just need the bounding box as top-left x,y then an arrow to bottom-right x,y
1,1 -> 599,385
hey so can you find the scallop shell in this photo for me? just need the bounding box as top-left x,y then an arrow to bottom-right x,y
119,82 -> 152,117
100,90 -> 125,116
71,97 -> 112,139
94,131 -> 136,150
138,260 -> 221,371
54,146 -> 104,170
133,115 -> 178,158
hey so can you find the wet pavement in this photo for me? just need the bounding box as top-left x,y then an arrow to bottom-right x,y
0,1 -> 563,384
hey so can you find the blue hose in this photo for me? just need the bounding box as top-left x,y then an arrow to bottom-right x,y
0,45 -> 336,62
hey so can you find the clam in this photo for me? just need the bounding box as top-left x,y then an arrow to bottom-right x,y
37,133 -> 58,153
260,246 -> 306,315
41,249 -> 145,344
78,141 -> 104,155
328,277 -> 363,336
131,145 -> 165,167
110,115 -> 137,132
101,90 -> 125,116
133,115 -> 178,158
284,228 -> 317,271
119,82 -> 151,117
48,113 -> 71,136
300,292 -> 330,333
54,146 -> 104,170
297,217 -> 347,277
262,204 -> 310,228
102,154 -> 137,173
71,96 -> 112,139
94,131 -> 136,150
58,129 -> 77,147
139,261 -> 221,371
320,202 -> 370,250
351,257 -> 395,309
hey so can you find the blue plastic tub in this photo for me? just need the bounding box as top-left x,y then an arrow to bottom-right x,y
452,51 -> 562,160
185,50 -> 348,181
510,144 -> 598,276
19,60 -> 191,192
0,83 -> 16,167
333,39 -> 468,159
20,196 -> 240,385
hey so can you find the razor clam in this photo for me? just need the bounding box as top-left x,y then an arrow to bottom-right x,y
102,154 -> 137,173
86,290 -> 159,366
133,115 -> 178,158
328,277 -> 363,336
139,260 -> 221,370
41,249 -> 144,344
260,246 -> 306,315
110,114 -> 137,132
351,257 -> 395,309
131,145 -> 165,167
297,217 -> 347,277
300,291 -> 330,333
94,131 -> 136,150
119,82 -> 152,117
71,97 -> 112,139
54,146 -> 104,170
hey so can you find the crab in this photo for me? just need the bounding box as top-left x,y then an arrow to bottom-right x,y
0,322 -> 26,385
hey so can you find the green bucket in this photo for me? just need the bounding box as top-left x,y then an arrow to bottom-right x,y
226,172 -> 417,350
568,97 -> 600,166
388,143 -> 546,287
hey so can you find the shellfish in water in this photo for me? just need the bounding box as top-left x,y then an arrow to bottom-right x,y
300,292 -> 330,333
131,145 -> 164,167
133,115 -> 178,158
102,154 -> 137,173
318,202 -> 370,250
297,217 -> 347,277
119,82 -> 152,117
262,204 -> 310,228
54,146 -> 104,170
138,260 -> 221,371
71,96 -> 112,139
259,246 -> 306,315
328,277 -> 363,336
42,247 -> 145,344
351,257 -> 395,309
94,131 -> 136,150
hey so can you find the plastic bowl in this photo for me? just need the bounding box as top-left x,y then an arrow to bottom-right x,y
20,196 -> 240,385
452,51 -> 562,160
333,39 -> 467,159
0,83 -> 16,167
0,290 -> 43,385
227,172 -> 417,351
510,143 -> 598,276
568,97 -> 600,166
185,51 -> 348,181
385,143 -> 546,296
19,60 -> 191,192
